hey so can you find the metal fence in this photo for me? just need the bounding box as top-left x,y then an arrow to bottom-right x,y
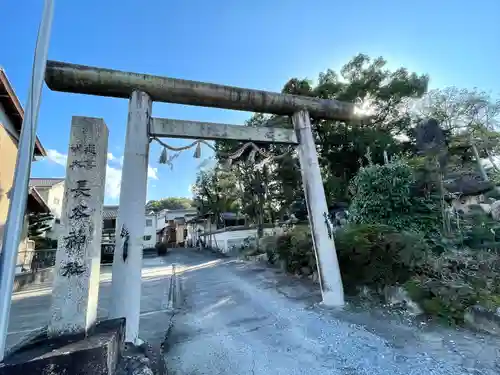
16,248 -> 57,274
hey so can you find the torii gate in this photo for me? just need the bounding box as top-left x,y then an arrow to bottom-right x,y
42,61 -> 362,344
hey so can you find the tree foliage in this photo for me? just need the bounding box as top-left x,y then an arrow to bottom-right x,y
145,197 -> 194,212
193,54 -> 429,221
188,53 -> 500,324
349,161 -> 441,236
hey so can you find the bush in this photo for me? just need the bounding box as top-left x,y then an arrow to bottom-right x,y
405,250 -> 500,323
275,225 -> 316,274
335,224 -> 427,293
259,235 -> 279,264
155,242 -> 168,256
349,161 -> 441,237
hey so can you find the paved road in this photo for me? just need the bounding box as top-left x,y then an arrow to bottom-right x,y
7,256 -> 173,350
165,249 -> 500,375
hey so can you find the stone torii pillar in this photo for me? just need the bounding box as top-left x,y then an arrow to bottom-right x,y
110,91 -> 151,344
44,60 -> 367,339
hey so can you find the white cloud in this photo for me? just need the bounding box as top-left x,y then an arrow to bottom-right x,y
46,149 -> 67,166
148,166 -> 158,180
46,149 -> 158,200
105,165 -> 122,200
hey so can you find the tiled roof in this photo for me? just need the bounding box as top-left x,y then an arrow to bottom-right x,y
103,205 -> 119,220
29,178 -> 64,188
0,68 -> 46,156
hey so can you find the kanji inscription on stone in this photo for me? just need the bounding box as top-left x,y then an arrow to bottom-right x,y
49,116 -> 109,337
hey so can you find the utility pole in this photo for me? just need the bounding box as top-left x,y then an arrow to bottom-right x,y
0,0 -> 54,361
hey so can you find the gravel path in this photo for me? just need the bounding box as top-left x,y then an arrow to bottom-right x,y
165,249 -> 500,375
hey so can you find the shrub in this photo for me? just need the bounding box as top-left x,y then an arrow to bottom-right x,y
405,250 -> 500,323
335,224 -> 427,293
259,235 -> 279,264
275,225 -> 316,274
349,161 -> 441,237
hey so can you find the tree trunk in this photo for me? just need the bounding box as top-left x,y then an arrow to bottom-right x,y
470,138 -> 489,181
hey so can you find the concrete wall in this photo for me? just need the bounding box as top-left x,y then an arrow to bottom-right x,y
202,226 -> 282,255
13,267 -> 54,293
46,182 -> 65,218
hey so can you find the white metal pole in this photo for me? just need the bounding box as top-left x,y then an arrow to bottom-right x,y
0,0 -> 54,361
110,90 -> 151,344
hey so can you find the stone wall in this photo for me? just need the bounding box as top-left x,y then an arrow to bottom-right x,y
13,267 -> 54,293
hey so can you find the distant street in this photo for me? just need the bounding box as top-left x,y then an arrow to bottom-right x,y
165,249 -> 500,375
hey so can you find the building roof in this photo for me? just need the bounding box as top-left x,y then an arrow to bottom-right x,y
0,69 -> 46,156
103,205 -> 119,220
29,177 -> 65,188
27,187 -> 50,214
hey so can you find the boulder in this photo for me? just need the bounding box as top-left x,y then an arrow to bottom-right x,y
464,305 -> 500,336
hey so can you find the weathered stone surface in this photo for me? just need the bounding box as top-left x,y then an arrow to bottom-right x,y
293,110 -> 344,306
384,286 -> 423,316
110,91 -> 151,344
0,318 -> 124,375
50,116 -> 108,336
45,61 -> 358,121
151,118 -> 298,145
13,267 -> 54,293
464,305 -> 500,336
491,200 -> 500,220
116,341 -> 166,375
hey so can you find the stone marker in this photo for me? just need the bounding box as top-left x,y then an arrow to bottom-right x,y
49,116 -> 108,336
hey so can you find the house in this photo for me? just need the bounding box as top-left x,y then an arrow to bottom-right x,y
143,211 -> 157,249
100,205 -> 158,262
0,68 -> 50,271
156,208 -> 197,247
28,178 -> 65,239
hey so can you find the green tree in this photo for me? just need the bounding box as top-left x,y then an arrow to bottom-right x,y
349,161 -> 441,236
281,54 -> 428,202
145,197 -> 195,212
418,87 -> 500,180
193,54 -> 430,222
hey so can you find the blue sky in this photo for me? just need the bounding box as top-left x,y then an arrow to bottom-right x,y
3,0 -> 499,204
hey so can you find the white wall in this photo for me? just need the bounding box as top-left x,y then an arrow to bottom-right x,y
202,227 -> 280,254
47,182 -> 64,219
38,182 -> 65,241
143,214 -> 157,248
157,209 -> 197,226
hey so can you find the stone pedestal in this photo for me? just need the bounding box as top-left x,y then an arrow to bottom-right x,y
49,116 -> 109,336
0,318 -> 125,375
